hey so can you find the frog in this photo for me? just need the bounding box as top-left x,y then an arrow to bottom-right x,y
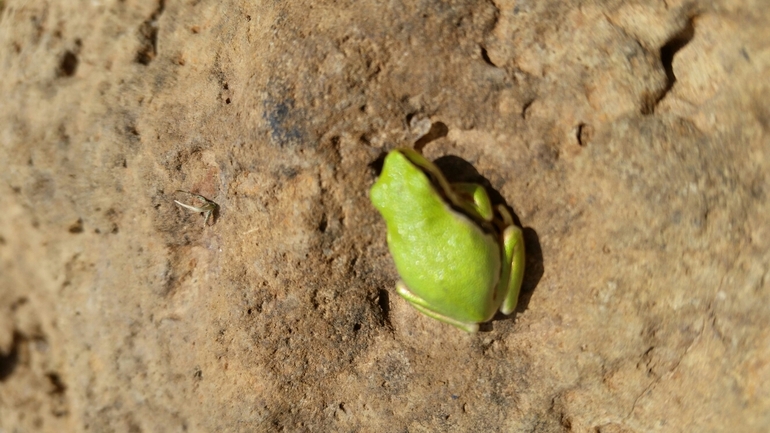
370,148 -> 525,333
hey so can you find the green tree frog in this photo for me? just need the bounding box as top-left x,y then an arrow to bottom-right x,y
370,149 -> 525,333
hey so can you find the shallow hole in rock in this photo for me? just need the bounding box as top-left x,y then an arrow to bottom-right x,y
57,50 -> 79,77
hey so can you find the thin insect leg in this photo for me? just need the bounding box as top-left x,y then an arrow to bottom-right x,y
173,200 -> 210,213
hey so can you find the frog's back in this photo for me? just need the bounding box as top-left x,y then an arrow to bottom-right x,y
370,151 -> 502,322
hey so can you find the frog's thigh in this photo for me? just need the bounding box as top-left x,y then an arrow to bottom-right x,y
500,225 -> 525,315
395,282 -> 480,333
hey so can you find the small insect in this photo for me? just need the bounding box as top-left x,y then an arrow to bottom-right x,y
173,190 -> 219,226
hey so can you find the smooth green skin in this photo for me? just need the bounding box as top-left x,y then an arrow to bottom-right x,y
370,149 -> 525,333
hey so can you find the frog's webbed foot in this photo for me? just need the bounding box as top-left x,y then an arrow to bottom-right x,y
395,282 -> 480,333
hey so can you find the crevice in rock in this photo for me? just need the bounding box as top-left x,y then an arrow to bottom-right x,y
644,18 -> 695,114
576,123 -> 593,147
317,213 -> 328,233
135,0 -> 166,65
521,98 -> 535,119
480,45 -> 496,67
376,289 -> 391,328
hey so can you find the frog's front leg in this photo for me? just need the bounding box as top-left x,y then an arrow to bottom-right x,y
395,282 -> 480,333
450,182 -> 494,221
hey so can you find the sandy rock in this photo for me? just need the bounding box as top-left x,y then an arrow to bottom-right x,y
0,0 -> 768,431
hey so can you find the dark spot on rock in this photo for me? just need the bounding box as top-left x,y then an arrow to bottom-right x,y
318,214 -> 328,233
280,166 -> 299,179
46,372 -> 67,395
57,50 -> 78,77
0,332 -> 22,381
263,97 -> 303,147
68,218 -> 84,234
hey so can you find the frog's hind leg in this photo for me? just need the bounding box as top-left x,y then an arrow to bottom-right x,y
395,282 -> 479,333
500,222 -> 525,315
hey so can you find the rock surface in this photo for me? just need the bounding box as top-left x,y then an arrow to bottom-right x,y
0,0 -> 768,431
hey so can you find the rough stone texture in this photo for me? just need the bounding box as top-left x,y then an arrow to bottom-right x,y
0,0 -> 768,431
